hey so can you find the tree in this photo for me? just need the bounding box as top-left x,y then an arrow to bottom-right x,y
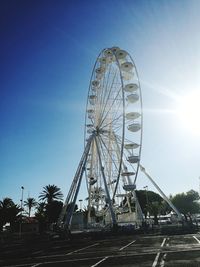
24,197 -> 37,217
147,201 -> 164,224
0,198 -> 21,231
35,202 -> 47,232
171,190 -> 200,221
39,184 -> 63,204
136,190 -> 168,224
46,201 -> 63,223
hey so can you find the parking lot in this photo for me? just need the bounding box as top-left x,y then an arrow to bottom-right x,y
1,233 -> 200,266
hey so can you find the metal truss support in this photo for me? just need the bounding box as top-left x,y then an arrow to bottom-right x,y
58,134 -> 94,229
95,136 -> 117,227
132,190 -> 144,222
140,164 -> 183,221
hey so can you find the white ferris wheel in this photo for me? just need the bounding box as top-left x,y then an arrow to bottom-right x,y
59,46 -> 144,229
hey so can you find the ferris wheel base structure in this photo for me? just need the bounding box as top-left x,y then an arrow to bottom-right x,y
58,46 -> 182,232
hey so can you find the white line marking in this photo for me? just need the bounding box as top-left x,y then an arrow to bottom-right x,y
152,252 -> 160,267
119,240 -> 136,251
160,253 -> 167,267
193,236 -> 200,244
66,242 -> 99,255
152,238 -> 166,267
31,264 -> 41,267
161,238 -> 167,247
90,256 -> 109,267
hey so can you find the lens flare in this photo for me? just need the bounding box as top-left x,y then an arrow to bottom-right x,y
176,91 -> 200,135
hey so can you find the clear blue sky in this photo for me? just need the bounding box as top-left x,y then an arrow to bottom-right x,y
1,0 -> 200,206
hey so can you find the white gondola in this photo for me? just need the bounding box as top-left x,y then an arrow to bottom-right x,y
116,50 -> 128,61
126,112 -> 141,120
99,57 -> 108,65
87,109 -> 94,114
89,95 -> 96,105
128,123 -> 141,132
91,80 -> 100,89
95,67 -> 105,75
126,93 -> 139,103
124,143 -> 140,149
127,155 -> 140,163
111,46 -> 120,53
104,49 -> 113,57
96,67 -> 105,80
87,109 -> 94,119
124,83 -> 138,92
121,62 -> 134,72
121,171 -> 135,176
123,184 -> 136,191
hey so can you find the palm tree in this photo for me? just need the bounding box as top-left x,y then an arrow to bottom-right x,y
0,198 -> 14,209
24,197 -> 37,217
0,198 -> 21,231
39,184 -> 63,204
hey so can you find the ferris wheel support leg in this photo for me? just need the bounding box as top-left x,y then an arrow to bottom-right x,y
95,136 -> 117,227
140,164 -> 183,221
58,134 -> 94,230
132,190 -> 144,222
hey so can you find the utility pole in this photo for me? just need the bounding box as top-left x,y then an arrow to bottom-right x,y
19,186 -> 24,237
143,186 -> 149,218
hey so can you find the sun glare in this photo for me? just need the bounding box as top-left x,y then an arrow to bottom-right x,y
176,91 -> 200,135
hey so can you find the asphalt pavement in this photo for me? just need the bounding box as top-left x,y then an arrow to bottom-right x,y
1,233 -> 200,267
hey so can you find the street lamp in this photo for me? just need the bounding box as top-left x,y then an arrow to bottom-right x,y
144,186 -> 149,218
19,186 -> 24,236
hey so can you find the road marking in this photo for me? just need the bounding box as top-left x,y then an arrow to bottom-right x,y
152,238 -> 166,267
161,238 -> 167,247
90,256 -> 109,267
152,252 -> 160,267
160,253 -> 167,267
4,246 -> 200,267
119,240 -> 136,251
66,242 -> 99,255
193,236 -> 200,244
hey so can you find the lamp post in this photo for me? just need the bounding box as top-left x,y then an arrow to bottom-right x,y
19,186 -> 24,237
144,186 -> 149,218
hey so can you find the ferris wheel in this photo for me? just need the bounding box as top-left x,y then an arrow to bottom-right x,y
59,47 -> 143,229
84,47 -> 143,224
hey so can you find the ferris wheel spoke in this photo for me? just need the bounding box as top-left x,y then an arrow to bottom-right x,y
98,134 -> 122,197
98,70 -> 118,125
98,64 -> 112,116
99,85 -> 123,129
98,135 -> 119,173
101,113 -> 123,131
